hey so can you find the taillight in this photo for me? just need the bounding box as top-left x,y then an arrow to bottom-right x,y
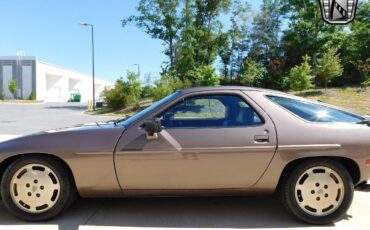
366,159 -> 370,165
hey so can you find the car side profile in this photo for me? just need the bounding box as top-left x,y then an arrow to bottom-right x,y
0,86 -> 369,224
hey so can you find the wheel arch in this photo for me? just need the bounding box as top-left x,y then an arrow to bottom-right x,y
0,153 -> 78,196
277,156 -> 361,190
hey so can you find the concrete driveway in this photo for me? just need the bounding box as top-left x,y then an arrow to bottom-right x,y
0,192 -> 369,230
0,102 -> 369,230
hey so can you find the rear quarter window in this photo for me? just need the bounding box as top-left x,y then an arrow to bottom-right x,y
267,95 -> 363,123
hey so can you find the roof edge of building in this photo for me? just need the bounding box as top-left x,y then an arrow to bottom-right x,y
37,60 -> 111,84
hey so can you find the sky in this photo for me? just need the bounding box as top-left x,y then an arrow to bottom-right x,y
0,0 -> 262,83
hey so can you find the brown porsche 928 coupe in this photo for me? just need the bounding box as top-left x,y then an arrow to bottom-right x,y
0,86 -> 369,224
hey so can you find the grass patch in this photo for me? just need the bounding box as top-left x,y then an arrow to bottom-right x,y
292,87 -> 370,115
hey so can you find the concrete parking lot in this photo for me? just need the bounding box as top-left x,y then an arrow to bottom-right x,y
0,102 -> 118,136
0,102 -> 369,230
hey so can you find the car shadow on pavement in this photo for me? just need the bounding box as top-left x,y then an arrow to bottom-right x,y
44,105 -> 87,111
0,195 -> 335,230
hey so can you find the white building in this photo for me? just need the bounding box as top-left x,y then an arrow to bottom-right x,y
0,56 -> 112,102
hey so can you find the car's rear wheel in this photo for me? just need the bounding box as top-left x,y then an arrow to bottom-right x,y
1,156 -> 76,221
279,159 -> 354,225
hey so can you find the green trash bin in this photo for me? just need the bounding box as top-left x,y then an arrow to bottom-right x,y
70,92 -> 81,102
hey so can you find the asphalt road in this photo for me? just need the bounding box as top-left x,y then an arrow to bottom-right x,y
0,102 -> 118,135
0,102 -> 369,230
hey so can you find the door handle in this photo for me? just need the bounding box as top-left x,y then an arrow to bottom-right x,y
254,135 -> 269,143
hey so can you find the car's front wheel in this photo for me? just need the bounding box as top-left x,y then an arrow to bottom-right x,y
279,159 -> 354,225
1,156 -> 76,221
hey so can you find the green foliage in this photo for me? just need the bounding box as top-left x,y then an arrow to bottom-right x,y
8,79 -> 18,99
103,71 -> 142,109
124,71 -> 142,105
317,48 -> 343,89
124,0 -> 234,78
152,72 -> 192,101
354,58 -> 370,84
362,78 -> 370,87
124,0 -> 368,96
185,65 -> 220,86
28,91 -> 36,100
240,59 -> 266,86
122,0 -> 181,68
286,55 -> 313,91
249,0 -> 281,64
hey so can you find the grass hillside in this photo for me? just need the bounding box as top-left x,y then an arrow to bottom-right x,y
293,87 -> 370,115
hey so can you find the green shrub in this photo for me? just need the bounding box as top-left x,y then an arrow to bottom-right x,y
286,55 -> 314,91
28,91 -> 36,100
8,79 -> 18,99
102,71 -> 142,110
240,59 -> 266,87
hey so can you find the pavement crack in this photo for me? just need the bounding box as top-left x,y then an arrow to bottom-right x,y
80,201 -> 104,229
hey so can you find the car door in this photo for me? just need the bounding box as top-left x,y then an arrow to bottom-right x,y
114,90 -> 277,190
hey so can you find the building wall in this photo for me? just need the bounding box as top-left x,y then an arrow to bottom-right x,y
36,61 -> 110,102
0,57 -> 36,99
0,56 -> 111,102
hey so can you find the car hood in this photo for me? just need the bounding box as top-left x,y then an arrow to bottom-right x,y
43,121 -> 118,134
0,121 -> 125,158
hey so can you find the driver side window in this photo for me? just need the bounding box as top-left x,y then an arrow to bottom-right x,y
158,94 -> 263,128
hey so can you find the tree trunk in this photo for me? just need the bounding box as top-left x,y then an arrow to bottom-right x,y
169,39 -> 174,69
312,52 -> 317,88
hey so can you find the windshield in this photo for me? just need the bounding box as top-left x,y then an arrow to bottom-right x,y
118,91 -> 181,127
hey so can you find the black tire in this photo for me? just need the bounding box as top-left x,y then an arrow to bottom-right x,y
1,156 -> 76,221
278,158 -> 354,225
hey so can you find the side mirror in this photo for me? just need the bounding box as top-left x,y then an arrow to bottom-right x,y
144,118 -> 162,140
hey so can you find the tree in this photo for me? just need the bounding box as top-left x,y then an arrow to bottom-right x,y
341,1 -> 370,84
124,71 -> 142,106
286,55 -> 313,91
8,79 -> 18,99
141,73 -> 153,98
281,0 -> 344,84
248,0 -> 282,88
174,0 -> 196,78
355,58 -> 370,85
317,48 -> 343,91
226,0 -> 251,83
122,0 -> 181,69
240,59 -> 266,86
176,0 -> 233,82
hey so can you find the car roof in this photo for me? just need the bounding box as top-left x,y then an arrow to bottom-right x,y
179,86 -> 288,95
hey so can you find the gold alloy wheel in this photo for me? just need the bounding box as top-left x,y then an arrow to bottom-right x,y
295,166 -> 345,216
10,163 -> 61,213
